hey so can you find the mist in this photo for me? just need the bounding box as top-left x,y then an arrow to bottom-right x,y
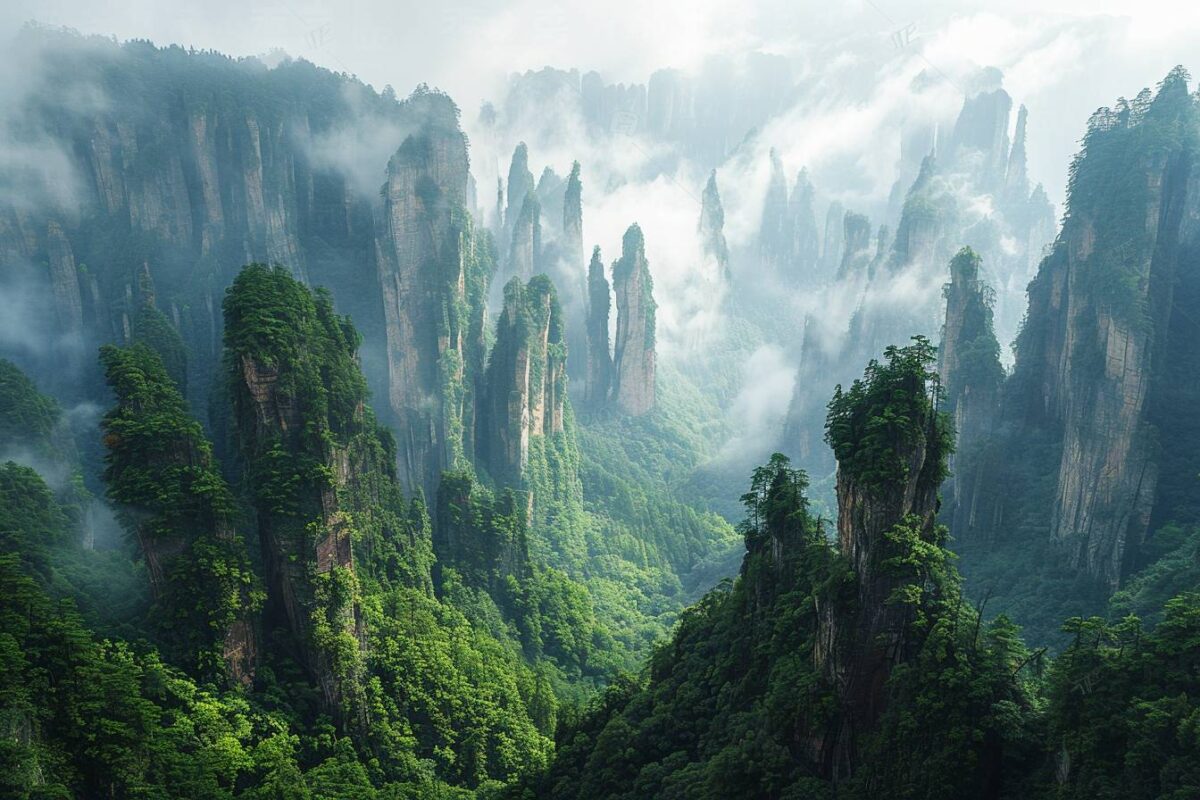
2,0 -> 1197,489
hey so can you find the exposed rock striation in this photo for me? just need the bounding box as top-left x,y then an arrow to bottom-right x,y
508,192 -> 542,280
584,246 -> 613,408
374,100 -> 493,499
478,276 -> 568,489
611,224 -> 657,416
816,338 -> 951,775
938,248 -> 1004,541
226,266 -> 376,728
948,68 -> 1200,592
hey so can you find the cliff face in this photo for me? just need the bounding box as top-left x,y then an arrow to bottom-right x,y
789,169 -> 821,280
947,69 -> 1200,594
816,339 -> 950,774
508,193 -> 542,280
562,163 -> 584,284
949,87 -> 1012,191
886,156 -> 944,273
225,266 -> 374,727
1004,104 -> 1030,201
479,276 -> 568,489
938,248 -> 1003,541
45,220 -> 84,336
0,35 -> 446,417
584,247 -> 613,408
1006,73 -> 1198,587
611,225 -> 657,416
505,142 -> 536,235
374,104 -> 493,499
699,171 -> 732,285
561,163 -> 589,380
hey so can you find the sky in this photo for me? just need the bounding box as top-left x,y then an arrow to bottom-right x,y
3,0 -> 1199,210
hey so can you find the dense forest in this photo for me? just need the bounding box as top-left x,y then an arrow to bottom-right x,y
0,23 -> 1197,800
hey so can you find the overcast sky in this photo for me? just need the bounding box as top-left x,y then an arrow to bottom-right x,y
3,0 -> 1198,206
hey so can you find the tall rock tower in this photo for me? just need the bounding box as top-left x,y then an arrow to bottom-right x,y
585,246 -> 614,408
611,224 -> 657,416
374,101 -> 491,499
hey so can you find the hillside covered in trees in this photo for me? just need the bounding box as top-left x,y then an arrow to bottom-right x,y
0,22 -> 1197,800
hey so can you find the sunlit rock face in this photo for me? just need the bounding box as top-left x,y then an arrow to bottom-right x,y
478,275 -> 568,489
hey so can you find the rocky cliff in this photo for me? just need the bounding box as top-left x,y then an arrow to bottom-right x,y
974,69 -> 1200,588
611,225 -> 657,416
508,193 -> 542,280
0,33 -> 442,418
505,142 -> 536,237
699,170 -> 731,285
224,265 -> 373,728
816,338 -> 951,774
561,162 -> 588,379
478,276 -> 568,489
374,100 -> 494,499
584,246 -> 613,408
938,248 -> 1004,542
948,86 -> 1012,191
562,163 -> 584,282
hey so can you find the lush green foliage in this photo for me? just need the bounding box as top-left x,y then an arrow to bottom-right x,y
0,358 -> 64,459
220,264 -> 565,789
1042,598 -> 1200,798
825,335 -> 952,498
518,340 -> 1200,799
100,342 -> 261,681
132,305 -> 189,395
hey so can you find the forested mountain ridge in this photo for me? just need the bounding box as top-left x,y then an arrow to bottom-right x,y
0,23 -> 1197,800
515,340 -> 1200,800
0,26 -> 735,670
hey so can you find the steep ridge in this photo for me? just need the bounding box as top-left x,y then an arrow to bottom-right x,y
373,101 -> 495,498
224,264 -> 439,727
100,342 -> 259,685
937,247 -> 1004,543
478,275 -> 569,491
518,341 -> 1038,799
950,68 -> 1200,621
611,224 -> 657,416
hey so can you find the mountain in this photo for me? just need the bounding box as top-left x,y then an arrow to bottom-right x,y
515,338 -> 1200,800
947,67 -> 1200,643
780,74 -> 1056,503
2,26 -> 1198,800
